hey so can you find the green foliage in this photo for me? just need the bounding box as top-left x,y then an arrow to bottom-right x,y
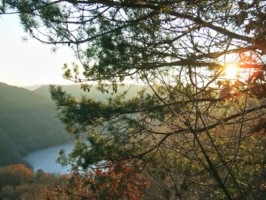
6,0 -> 266,88
4,0 -> 266,199
49,81 -> 266,199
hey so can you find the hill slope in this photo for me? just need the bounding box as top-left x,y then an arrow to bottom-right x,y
34,84 -> 149,101
0,82 -> 71,166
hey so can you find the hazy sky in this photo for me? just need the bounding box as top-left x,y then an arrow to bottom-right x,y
0,14 -> 77,87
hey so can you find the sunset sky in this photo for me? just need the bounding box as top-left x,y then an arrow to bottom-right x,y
0,14 -> 76,87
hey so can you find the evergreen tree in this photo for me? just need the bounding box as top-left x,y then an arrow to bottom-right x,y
4,1 -> 266,199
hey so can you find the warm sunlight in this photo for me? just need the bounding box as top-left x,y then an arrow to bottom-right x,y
224,64 -> 239,80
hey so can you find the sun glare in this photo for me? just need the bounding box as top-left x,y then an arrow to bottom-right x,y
224,64 -> 239,80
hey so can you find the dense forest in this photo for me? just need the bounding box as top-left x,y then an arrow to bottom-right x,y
0,82 -> 71,166
0,83 -> 144,167
0,164 -> 68,199
2,0 -> 266,199
0,83 -> 150,199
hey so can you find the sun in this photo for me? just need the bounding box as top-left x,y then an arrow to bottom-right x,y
224,64 -> 239,80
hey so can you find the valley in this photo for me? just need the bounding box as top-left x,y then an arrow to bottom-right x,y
0,82 -> 72,166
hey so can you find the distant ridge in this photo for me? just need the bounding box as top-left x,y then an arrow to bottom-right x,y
22,84 -> 42,91
0,82 -> 71,166
34,84 -> 110,100
34,84 -> 149,101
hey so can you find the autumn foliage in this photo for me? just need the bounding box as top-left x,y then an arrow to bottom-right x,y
0,164 -> 67,200
47,160 -> 149,200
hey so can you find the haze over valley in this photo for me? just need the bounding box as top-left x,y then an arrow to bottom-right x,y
0,82 -> 72,167
0,82 -> 144,171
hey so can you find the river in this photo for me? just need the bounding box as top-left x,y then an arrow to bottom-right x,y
24,142 -> 74,174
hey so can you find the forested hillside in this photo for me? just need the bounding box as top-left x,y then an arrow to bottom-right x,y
34,84 -> 149,100
0,83 -> 145,166
0,82 -> 71,166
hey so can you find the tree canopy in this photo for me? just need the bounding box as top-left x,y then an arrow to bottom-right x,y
3,0 -> 266,199
3,0 -> 266,81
